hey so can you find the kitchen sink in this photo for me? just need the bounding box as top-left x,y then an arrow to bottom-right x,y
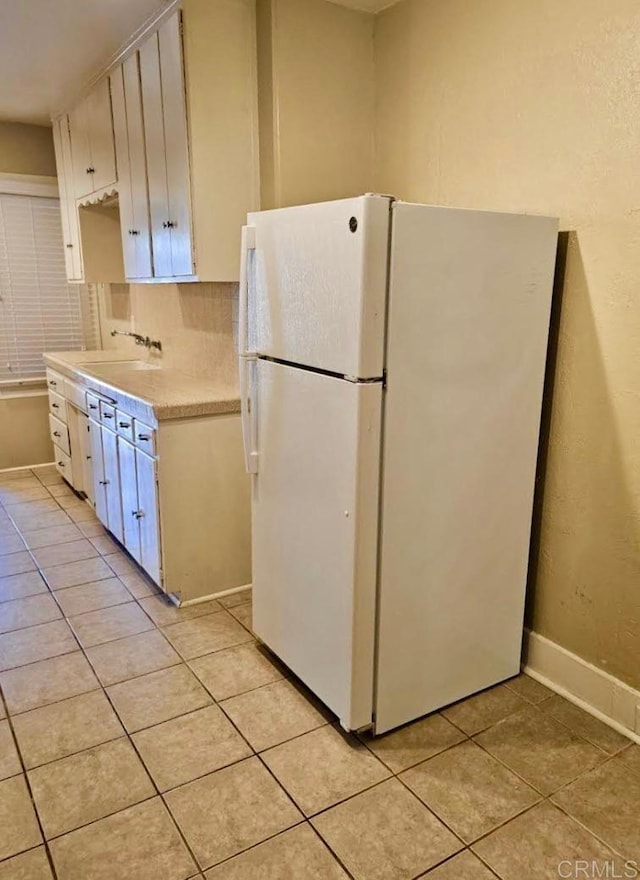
82,361 -> 161,373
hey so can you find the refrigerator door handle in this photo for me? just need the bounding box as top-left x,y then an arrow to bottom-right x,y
238,224 -> 256,357
240,353 -> 259,474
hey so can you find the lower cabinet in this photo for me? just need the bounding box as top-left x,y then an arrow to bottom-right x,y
102,426 -> 124,543
66,404 -> 92,496
118,436 -> 141,563
48,366 -> 251,602
89,419 -> 124,543
89,412 -> 161,585
80,417 -> 95,506
89,417 -> 108,526
117,437 -> 161,585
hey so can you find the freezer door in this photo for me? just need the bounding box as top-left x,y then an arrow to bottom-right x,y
243,195 -> 390,378
375,203 -> 558,733
251,359 -> 382,730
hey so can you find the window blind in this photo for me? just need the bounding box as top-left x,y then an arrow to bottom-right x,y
0,194 -> 98,381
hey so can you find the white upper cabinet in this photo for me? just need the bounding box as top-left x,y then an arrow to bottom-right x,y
140,13 -> 193,278
68,100 -> 92,198
69,79 -> 117,198
52,114 -> 83,280
55,0 -> 259,283
111,56 -> 153,279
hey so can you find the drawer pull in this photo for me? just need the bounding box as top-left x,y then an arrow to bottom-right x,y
51,403 -> 59,409
66,243 -> 73,249
89,403 -> 98,410
132,510 -> 144,519
53,431 -> 61,438
103,413 -> 114,419
48,380 -> 56,386
57,461 -> 65,468
98,480 -> 110,486
119,421 -> 131,428
137,434 -> 150,442
162,220 -> 176,229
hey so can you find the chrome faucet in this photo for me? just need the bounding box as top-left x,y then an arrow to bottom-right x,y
110,330 -> 162,352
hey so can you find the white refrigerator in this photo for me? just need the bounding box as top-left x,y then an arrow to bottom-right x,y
239,195 -> 558,735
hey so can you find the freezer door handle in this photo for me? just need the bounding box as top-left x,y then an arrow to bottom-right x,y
240,354 -> 259,474
238,224 -> 256,358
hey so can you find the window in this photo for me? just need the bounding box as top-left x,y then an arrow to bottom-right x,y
0,193 -> 99,382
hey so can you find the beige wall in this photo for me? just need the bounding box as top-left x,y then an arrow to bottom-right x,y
257,0 -> 374,208
0,122 -> 57,470
0,121 -> 56,176
97,282 -> 239,386
374,0 -> 640,690
0,394 -> 53,470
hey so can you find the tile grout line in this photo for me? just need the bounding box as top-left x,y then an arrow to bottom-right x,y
2,467 -> 637,874
0,477 -> 276,874
0,686 -> 60,879
5,499 -> 206,875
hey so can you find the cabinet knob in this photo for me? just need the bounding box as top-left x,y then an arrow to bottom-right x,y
98,479 -> 110,485
48,380 -> 56,386
86,166 -> 95,174
66,243 -> 73,248
52,403 -> 59,409
57,461 -> 65,468
162,220 -> 176,229
129,229 -> 140,236
132,510 -> 144,519
53,431 -> 61,438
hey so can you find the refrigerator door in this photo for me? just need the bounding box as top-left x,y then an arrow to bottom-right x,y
251,358 -> 382,730
242,195 -> 390,379
375,203 -> 558,733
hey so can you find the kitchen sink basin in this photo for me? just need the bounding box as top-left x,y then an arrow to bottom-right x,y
82,361 -> 161,373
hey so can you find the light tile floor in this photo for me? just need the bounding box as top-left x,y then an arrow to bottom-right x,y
0,465 -> 638,879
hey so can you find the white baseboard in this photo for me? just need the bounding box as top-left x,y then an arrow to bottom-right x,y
524,630 -> 640,745
177,582 -> 253,607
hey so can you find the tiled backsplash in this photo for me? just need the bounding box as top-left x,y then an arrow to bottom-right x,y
97,282 -> 239,386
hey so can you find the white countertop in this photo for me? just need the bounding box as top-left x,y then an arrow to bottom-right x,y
43,351 -> 240,422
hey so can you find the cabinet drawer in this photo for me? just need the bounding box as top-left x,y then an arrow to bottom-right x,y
46,369 -> 65,393
99,401 -> 117,428
65,378 -> 87,412
48,390 -> 67,423
86,392 -> 101,417
134,421 -> 156,455
54,447 -> 72,480
116,411 -> 134,443
49,414 -> 71,456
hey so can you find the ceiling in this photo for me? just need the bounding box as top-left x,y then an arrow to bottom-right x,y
0,0 -> 168,125
0,0 -> 398,127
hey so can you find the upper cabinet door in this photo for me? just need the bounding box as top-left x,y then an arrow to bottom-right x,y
157,12 -> 193,277
123,53 -> 152,278
69,99 -> 93,198
52,115 -> 83,281
111,65 -> 137,277
139,30 -> 173,278
111,58 -> 152,280
88,78 -> 117,192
